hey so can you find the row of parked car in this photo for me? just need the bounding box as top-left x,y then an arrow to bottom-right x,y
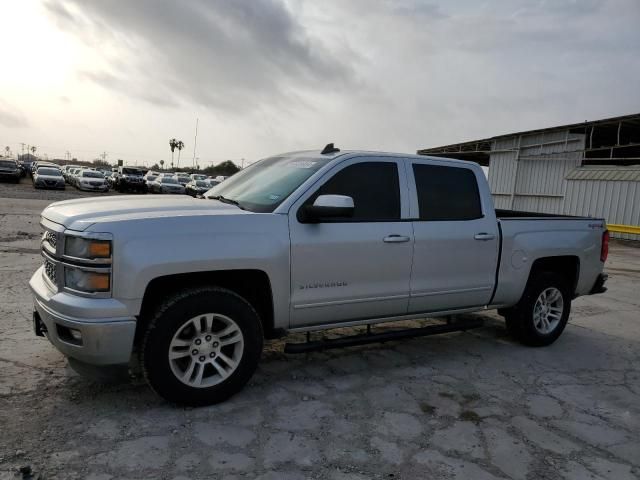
25,161 -> 225,196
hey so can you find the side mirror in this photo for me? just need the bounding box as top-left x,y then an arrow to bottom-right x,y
300,194 -> 354,223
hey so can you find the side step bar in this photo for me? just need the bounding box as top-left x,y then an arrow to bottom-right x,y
284,317 -> 484,354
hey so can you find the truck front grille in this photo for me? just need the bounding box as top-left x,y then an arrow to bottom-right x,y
44,258 -> 57,284
44,231 -> 57,250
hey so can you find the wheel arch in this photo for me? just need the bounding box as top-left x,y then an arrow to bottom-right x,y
527,255 -> 580,297
135,269 -> 275,346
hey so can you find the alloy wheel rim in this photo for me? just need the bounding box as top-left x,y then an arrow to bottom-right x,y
168,313 -> 244,388
533,287 -> 564,334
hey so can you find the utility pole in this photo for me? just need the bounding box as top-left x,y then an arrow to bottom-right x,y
192,118 -> 199,169
100,151 -> 108,163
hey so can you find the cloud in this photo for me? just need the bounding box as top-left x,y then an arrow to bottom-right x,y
39,0 -> 640,160
46,0 -> 355,113
0,100 -> 28,128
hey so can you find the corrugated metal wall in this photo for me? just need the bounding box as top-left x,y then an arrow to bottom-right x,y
564,178 -> 640,240
488,130 -> 584,213
487,129 -> 639,240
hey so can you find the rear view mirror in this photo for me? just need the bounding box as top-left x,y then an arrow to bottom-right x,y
300,194 -> 354,223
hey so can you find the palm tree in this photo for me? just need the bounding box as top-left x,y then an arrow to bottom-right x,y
4,146 -> 9,157
159,160 -> 165,170
176,140 -> 185,168
30,146 -> 37,158
169,138 -> 177,167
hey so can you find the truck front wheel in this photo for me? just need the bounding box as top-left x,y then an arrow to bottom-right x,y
505,272 -> 571,347
140,287 -> 263,405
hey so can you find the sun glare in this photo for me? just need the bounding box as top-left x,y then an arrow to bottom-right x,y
0,0 -> 79,90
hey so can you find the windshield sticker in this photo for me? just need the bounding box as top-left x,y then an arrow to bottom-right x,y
268,194 -> 281,200
289,161 -> 317,169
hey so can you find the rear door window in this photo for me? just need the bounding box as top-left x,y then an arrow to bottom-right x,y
412,164 -> 482,221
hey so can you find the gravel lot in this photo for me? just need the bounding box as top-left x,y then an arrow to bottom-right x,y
1,180 -> 639,480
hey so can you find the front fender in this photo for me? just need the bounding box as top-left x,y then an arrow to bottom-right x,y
93,214 -> 291,326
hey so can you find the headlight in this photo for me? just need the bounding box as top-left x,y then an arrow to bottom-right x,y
64,266 -> 110,292
65,236 -> 111,259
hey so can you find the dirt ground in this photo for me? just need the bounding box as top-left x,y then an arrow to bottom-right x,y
1,179 -> 639,480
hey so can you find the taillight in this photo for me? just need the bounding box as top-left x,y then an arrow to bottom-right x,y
600,230 -> 609,262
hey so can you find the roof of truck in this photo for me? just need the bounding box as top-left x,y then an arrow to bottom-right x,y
281,147 -> 477,168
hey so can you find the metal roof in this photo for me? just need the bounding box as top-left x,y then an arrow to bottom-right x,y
418,112 -> 640,155
565,166 -> 640,182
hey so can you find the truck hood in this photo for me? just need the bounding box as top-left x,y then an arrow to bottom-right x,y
42,195 -> 249,231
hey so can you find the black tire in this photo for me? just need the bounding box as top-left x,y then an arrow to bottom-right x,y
140,286 -> 263,406
505,271 -> 571,347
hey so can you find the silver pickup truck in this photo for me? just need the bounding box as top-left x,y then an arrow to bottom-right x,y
30,145 -> 608,405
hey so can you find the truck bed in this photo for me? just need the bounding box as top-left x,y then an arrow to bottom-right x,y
491,213 -> 606,308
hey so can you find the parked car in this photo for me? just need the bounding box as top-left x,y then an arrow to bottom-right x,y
21,158 -> 35,175
104,172 -> 116,188
33,166 -> 65,189
76,169 -> 110,192
29,146 -> 609,406
185,180 -> 211,197
17,161 -> 26,178
0,159 -> 21,183
143,171 -> 160,188
67,168 -> 81,186
175,174 -> 191,186
113,166 -> 146,193
62,166 -> 79,183
190,173 -> 207,182
148,175 -> 186,194
205,179 -> 220,188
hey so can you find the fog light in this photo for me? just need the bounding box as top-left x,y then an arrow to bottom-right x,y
56,324 -> 83,345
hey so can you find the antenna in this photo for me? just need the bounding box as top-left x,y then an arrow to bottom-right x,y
321,143 -> 340,155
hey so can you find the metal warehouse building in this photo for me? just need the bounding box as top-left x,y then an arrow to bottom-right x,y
418,113 -> 640,241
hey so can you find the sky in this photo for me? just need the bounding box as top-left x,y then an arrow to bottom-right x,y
0,0 -> 639,168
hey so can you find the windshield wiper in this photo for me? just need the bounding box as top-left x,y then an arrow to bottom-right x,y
210,195 -> 245,210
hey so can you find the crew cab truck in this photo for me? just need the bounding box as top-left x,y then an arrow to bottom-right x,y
30,145 -> 609,405
113,166 -> 146,193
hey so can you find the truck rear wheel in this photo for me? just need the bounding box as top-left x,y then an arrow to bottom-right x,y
505,272 -> 571,347
140,287 -> 263,405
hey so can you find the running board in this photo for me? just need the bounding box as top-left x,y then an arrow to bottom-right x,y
284,317 -> 484,354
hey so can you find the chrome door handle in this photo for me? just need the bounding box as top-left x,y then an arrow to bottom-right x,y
383,235 -> 410,243
474,233 -> 496,241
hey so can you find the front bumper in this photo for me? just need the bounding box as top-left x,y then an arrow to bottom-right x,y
30,267 -> 136,365
0,172 -> 20,180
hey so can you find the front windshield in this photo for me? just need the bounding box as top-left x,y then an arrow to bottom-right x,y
123,168 -> 143,175
0,160 -> 16,168
206,155 -> 331,212
162,177 -> 179,184
193,174 -> 206,180
83,171 -> 104,178
38,168 -> 61,176
195,180 -> 208,187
